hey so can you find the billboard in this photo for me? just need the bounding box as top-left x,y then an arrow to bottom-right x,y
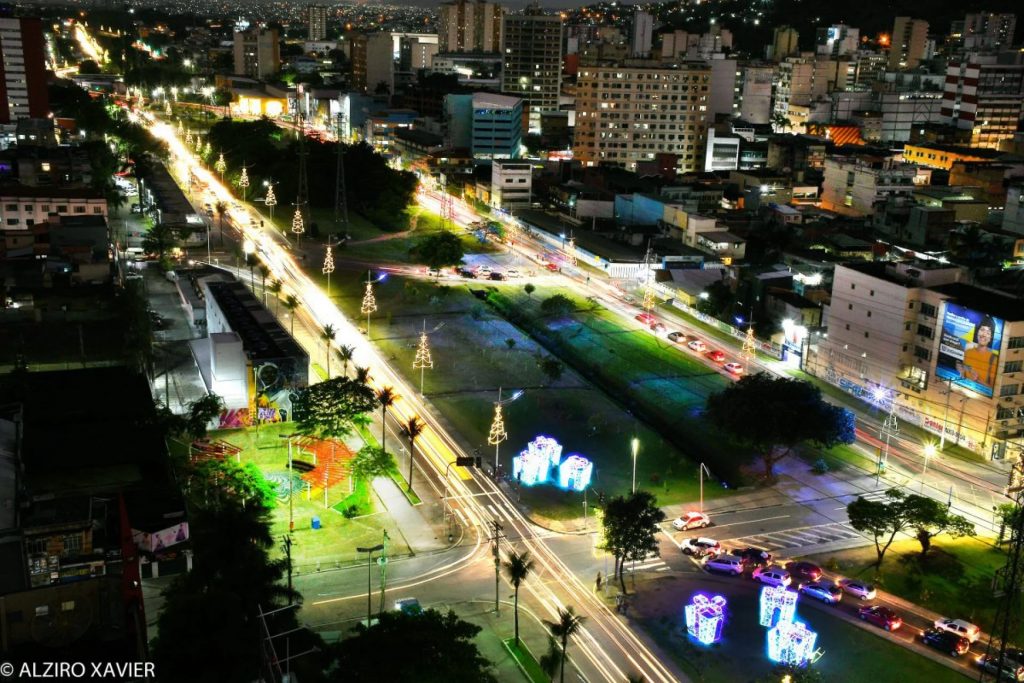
935,304 -> 1004,398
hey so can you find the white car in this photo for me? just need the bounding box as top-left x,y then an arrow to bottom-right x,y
934,618 -> 981,643
506,269 -> 521,278
672,511 -> 710,531
704,554 -> 744,575
687,340 -> 707,353
752,566 -> 792,587
681,537 -> 721,557
723,362 -> 744,375
838,578 -> 877,600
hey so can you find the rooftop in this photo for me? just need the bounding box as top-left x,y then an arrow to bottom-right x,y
930,282 -> 1024,322
206,279 -> 309,363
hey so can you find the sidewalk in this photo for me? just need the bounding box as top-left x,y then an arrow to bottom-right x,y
371,475 -> 448,554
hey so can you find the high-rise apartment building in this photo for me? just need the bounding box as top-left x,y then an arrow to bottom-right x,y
889,17 -> 929,70
959,12 -> 1017,50
438,0 -> 503,54
940,57 -> 1024,149
500,6 -> 563,133
630,11 -> 653,57
816,24 -> 860,58
0,17 -> 49,124
307,5 -> 328,42
233,27 -> 280,80
573,63 -> 710,173
771,26 -> 799,61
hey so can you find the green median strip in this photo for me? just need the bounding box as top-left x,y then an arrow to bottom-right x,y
502,638 -> 548,683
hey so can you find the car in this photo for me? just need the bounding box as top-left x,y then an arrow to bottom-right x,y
785,561 -> 822,583
672,511 -> 710,531
459,269 -> 477,279
729,547 -> 773,566
752,566 -> 792,587
857,605 -> 902,631
546,262 -> 559,272
393,598 -> 422,615
474,265 -> 492,276
488,271 -> 505,281
681,537 -> 721,557
687,340 -> 707,353
704,554 -> 744,575
506,269 -> 521,278
635,312 -> 656,326
921,628 -> 971,657
650,322 -> 667,334
838,578 -> 877,600
723,362 -> 744,375
977,655 -> 1024,681
706,350 -> 726,363
934,618 -> 981,643
667,331 -> 685,343
799,580 -> 843,604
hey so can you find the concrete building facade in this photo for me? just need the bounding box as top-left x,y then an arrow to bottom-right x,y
233,27 -> 280,80
0,17 -> 49,124
439,0 -> 503,54
889,17 -> 929,70
500,7 -> 563,133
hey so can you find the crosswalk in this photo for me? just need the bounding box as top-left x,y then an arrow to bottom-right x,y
451,500 -> 522,528
723,521 -> 867,553
624,554 -> 670,573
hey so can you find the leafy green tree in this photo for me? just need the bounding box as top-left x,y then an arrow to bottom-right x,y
847,488 -> 914,568
410,231 -> 465,271
321,323 -> 337,377
354,366 -> 372,385
186,393 -> 224,439
350,444 -> 398,482
997,503 -> 1021,545
705,374 -> 854,479
540,294 -> 575,317
601,491 -> 666,593
503,550 -> 535,647
545,606 -> 585,683
524,283 -> 535,298
537,357 -> 565,384
904,495 -> 976,557
141,222 -> 181,261
292,377 -> 376,439
332,608 -> 496,683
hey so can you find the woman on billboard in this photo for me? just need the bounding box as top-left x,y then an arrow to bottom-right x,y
956,315 -> 998,389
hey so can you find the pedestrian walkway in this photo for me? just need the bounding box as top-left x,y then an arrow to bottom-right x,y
722,521 -> 864,554
371,475 -> 446,554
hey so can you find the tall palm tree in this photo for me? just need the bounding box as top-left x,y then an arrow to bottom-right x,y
268,279 -> 283,314
375,386 -> 397,452
214,200 -> 228,246
335,344 -> 355,378
283,294 -> 299,336
546,606 -> 585,683
258,264 -> 270,304
321,324 -> 337,377
245,252 -> 258,292
502,550 -> 535,647
354,366 -> 371,385
403,415 -> 425,493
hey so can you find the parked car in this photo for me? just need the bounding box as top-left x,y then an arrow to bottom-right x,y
545,262 -> 559,272
672,511 -> 710,531
723,362 -> 744,375
506,269 -> 521,278
707,350 -> 726,362
681,537 -> 721,557
704,554 -> 744,576
393,598 -> 422,615
459,269 -> 477,279
729,547 -> 773,566
650,322 -> 667,334
934,618 -> 981,643
785,561 -> 822,583
839,578 -> 877,600
687,340 -> 707,353
857,605 -> 902,631
752,566 -> 792,588
799,581 -> 843,605
977,655 -> 1024,681
636,312 -> 656,326
474,266 -> 492,276
667,331 -> 685,343
921,628 -> 970,657
488,271 -> 505,281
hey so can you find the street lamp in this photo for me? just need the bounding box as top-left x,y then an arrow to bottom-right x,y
356,544 -> 385,626
699,462 -> 711,513
361,271 -> 379,337
279,433 -> 299,531
263,180 -> 277,220
922,443 -> 937,492
631,437 -> 639,494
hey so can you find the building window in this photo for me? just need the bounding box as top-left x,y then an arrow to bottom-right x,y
73,206 -> 86,214
919,303 -> 937,317
4,204 -> 16,211
998,406 -> 1015,420
908,302 -> 914,309
56,205 -> 67,212
61,601 -> 75,612
1009,337 -> 1024,350
61,534 -> 82,555
864,332 -> 870,338
1000,384 -> 1020,397
1005,361 -> 1023,374
848,304 -> 853,310
850,283 -> 855,290
914,346 -> 931,361
34,606 -> 49,617
25,538 -> 46,554
867,311 -> 872,318
869,290 -> 874,296
845,324 -> 850,330
916,324 -> 934,339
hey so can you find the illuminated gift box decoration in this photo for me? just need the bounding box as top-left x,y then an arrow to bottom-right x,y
684,593 -> 727,645
557,454 -> 593,491
767,619 -> 818,666
513,436 -> 563,486
759,585 -> 798,627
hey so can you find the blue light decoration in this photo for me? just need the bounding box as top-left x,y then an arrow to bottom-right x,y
767,619 -> 818,666
684,593 -> 727,645
759,585 -> 798,627
558,454 -> 593,492
512,436 -> 563,487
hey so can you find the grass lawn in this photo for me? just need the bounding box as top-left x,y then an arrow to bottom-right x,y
805,537 -> 1021,644
211,422 -> 409,571
502,638 -> 548,683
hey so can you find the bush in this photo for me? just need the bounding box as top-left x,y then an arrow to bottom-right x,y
811,458 -> 830,474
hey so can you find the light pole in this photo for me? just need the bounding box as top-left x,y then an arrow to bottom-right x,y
356,544 -> 384,626
631,437 -> 639,494
699,462 -> 711,513
489,388 -> 524,477
264,180 -> 277,221
279,433 -> 298,531
361,271 -> 378,337
922,443 -> 937,492
322,238 -> 335,298
876,390 -> 898,484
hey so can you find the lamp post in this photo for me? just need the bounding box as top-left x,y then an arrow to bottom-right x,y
922,443 -> 937,492
631,437 -> 639,494
322,238 -> 335,298
279,433 -> 299,531
699,462 -> 711,513
356,544 -> 385,626
361,271 -> 378,337
264,180 -> 277,220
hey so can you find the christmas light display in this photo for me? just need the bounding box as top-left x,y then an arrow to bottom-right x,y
215,153 -> 227,180
413,321 -> 433,395
759,585 -> 798,628
684,593 -> 728,646
557,454 -> 593,491
265,183 -> 277,218
742,325 -> 757,361
767,619 -> 817,666
512,436 -> 562,486
238,167 -> 249,202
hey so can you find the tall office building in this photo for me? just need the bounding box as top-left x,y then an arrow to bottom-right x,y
501,5 -> 563,133
307,5 -> 328,42
630,10 -> 653,57
960,12 -> 1017,50
438,0 -> 503,54
573,63 -> 711,173
889,17 -> 929,70
0,17 -> 49,124
940,57 -> 1024,149
771,26 -> 799,61
233,27 -> 280,80
816,24 -> 860,57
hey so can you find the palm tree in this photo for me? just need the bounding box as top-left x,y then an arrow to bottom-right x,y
245,252 -> 258,292
335,344 -> 355,378
502,550 -> 535,647
283,294 -> 299,336
214,200 -> 228,246
545,606 -> 585,683
258,264 -> 270,304
403,415 -> 425,493
321,324 -> 337,377
354,366 -> 372,385
376,386 -> 397,452
268,279 -> 283,314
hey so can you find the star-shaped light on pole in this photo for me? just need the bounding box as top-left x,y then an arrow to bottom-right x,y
185,130 -> 193,148
742,325 -> 757,361
361,271 -> 378,338
488,399 -> 508,476
264,182 -> 277,220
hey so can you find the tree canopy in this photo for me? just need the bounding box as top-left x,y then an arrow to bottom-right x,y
350,444 -> 398,482
292,377 -> 376,439
904,495 -> 976,557
540,294 -> 575,317
410,231 -> 465,271
601,491 -> 666,592
847,488 -> 914,568
704,374 -> 855,478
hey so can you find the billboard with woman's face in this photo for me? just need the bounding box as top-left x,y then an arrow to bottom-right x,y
935,303 -> 1004,397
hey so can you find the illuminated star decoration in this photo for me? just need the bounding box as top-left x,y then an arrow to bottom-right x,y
238,167 -> 249,190
413,329 -> 433,370
215,152 -> 227,178
265,183 -> 277,209
185,130 -> 193,147
361,278 -> 377,316
684,593 -> 728,645
488,404 -> 508,449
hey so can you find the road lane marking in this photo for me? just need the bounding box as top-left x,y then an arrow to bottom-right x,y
707,514 -> 791,529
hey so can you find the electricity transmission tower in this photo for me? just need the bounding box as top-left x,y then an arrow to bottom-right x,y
334,112 -> 348,233
295,114 -> 309,238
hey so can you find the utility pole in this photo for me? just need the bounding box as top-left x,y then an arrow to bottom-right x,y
295,114 -> 309,244
489,520 -> 504,614
877,395 -> 898,484
282,535 -> 293,594
334,112 -> 349,232
378,530 -> 390,615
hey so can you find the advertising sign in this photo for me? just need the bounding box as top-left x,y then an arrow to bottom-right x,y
935,304 -> 1003,398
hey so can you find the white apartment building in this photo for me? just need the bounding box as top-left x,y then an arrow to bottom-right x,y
0,188 -> 107,229
889,17 -> 929,70
573,62 -> 710,174
807,261 -> 1024,460
940,57 -> 1024,150
817,24 -> 860,57
491,160 -> 532,210
438,0 -> 503,54
820,155 -> 918,216
738,64 -> 774,124
773,54 -> 850,127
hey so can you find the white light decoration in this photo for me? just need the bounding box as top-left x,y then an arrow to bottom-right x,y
684,593 -> 727,646
759,585 -> 798,628
557,454 -> 593,492
512,436 -> 562,487
767,619 -> 818,667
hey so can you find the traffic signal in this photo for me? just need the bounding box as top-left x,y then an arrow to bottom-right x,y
455,456 -> 484,468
